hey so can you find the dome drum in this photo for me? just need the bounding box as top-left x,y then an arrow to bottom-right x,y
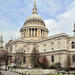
20,26 -> 49,33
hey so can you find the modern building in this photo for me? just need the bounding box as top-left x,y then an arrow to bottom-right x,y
6,0 -> 75,68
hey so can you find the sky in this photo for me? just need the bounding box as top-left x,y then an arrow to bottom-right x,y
0,0 -> 75,44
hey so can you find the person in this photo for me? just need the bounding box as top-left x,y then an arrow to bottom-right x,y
68,66 -> 70,71
65,67 -> 68,71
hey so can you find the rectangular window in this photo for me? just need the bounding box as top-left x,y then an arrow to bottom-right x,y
23,57 -> 26,63
51,55 -> 54,62
35,29 -> 37,37
72,55 -> 75,62
11,46 -> 12,51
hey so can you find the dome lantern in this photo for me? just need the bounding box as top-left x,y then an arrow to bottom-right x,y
32,0 -> 38,14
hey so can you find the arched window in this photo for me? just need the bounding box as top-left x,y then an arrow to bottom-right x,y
51,55 -> 54,62
71,42 -> 75,48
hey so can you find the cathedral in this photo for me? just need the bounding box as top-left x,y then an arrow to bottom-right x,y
4,0 -> 75,68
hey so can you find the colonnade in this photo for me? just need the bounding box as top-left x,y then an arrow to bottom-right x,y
21,28 -> 47,38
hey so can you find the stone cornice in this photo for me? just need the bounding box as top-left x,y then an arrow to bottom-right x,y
20,26 -> 49,32
8,50 -> 69,57
6,33 -> 70,46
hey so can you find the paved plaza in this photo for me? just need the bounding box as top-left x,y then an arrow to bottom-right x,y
1,70 -> 21,75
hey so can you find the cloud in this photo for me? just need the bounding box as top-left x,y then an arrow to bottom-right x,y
0,20 -> 20,44
0,31 -> 20,44
0,0 -> 75,43
45,0 -> 75,36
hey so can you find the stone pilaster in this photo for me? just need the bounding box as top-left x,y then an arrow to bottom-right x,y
37,29 -> 41,37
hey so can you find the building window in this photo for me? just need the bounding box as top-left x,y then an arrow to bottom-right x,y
44,49 -> 46,51
35,29 -> 37,37
52,48 -> 54,50
29,29 -> 31,37
71,42 -> 75,48
51,55 -> 54,62
23,56 -> 26,63
72,55 -> 75,62
10,46 -> 12,51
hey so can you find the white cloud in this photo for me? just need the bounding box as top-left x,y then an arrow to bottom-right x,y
0,0 -> 75,44
0,20 -> 20,43
0,31 -> 20,45
45,0 -> 75,36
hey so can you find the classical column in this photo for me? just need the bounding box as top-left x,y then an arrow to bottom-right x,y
41,29 -> 43,37
41,29 -> 42,37
42,30 -> 43,37
24,31 -> 25,38
28,29 -> 29,37
23,31 -> 24,38
25,30 -> 26,37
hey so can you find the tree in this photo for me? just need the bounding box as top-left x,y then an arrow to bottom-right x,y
38,56 -> 49,69
4,51 -> 9,70
15,52 -> 22,67
0,55 -> 4,67
15,50 -> 25,68
31,47 -> 39,68
0,51 -> 9,68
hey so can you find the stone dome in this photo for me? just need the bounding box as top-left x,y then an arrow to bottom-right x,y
26,14 -> 43,21
20,0 -> 49,40
24,14 -> 45,27
23,0 -> 46,27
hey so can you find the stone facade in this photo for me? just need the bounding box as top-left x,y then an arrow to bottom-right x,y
6,0 -> 75,68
